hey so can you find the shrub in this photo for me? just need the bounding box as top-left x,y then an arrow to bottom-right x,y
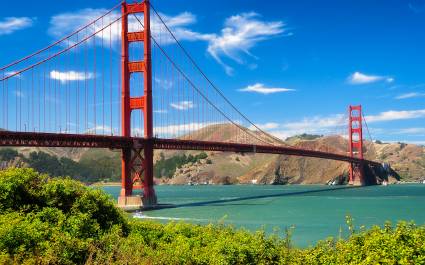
0,168 -> 128,264
1,168 -> 425,264
0,148 -> 18,161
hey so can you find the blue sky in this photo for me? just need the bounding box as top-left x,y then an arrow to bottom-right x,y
1,0 -> 425,144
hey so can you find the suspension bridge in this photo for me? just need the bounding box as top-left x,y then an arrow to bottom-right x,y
0,0 -> 384,208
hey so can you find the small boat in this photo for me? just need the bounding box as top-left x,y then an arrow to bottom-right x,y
382,180 -> 388,186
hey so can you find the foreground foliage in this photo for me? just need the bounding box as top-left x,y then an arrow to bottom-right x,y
0,168 -> 424,264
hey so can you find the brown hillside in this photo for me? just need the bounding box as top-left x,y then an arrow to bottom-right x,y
2,124 -> 424,184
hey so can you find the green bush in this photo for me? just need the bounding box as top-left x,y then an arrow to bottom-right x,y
1,168 -> 425,264
0,168 -> 128,264
0,148 -> 18,161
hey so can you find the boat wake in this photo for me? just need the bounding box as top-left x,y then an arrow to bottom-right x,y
133,212 -> 205,222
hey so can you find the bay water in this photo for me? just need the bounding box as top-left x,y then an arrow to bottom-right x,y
101,184 -> 425,247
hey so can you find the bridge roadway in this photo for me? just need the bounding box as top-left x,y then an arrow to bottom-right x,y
0,131 -> 381,167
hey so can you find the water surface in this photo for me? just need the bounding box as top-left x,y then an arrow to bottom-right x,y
102,184 -> 425,247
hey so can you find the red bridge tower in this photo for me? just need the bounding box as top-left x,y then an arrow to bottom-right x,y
348,105 -> 365,185
118,0 -> 157,208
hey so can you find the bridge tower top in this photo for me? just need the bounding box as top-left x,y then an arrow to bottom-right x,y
348,105 -> 364,184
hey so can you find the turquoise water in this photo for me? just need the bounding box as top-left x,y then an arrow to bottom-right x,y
101,184 -> 425,247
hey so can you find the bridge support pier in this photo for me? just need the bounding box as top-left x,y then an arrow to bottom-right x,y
349,162 -> 365,186
141,141 -> 157,207
118,143 -> 157,210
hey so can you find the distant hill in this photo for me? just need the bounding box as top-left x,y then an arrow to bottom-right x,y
1,124 -> 424,184
285,133 -> 323,143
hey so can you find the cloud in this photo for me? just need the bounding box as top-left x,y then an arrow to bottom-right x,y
390,127 -> 425,135
49,8 -> 121,44
132,122 -> 224,137
153,122 -> 217,136
152,12 -> 214,43
254,109 -> 425,140
48,8 -> 209,46
365,109 -> 425,123
86,125 -> 117,135
408,1 -> 425,13
348,71 -> 394,85
48,8 -> 286,75
50,70 -> 94,83
0,17 -> 34,35
14,90 -> 24,98
249,122 -> 279,131
154,77 -> 173,89
206,12 -> 286,75
282,114 -> 345,131
4,71 -> 21,79
239,83 -> 294,94
245,115 -> 346,140
395,92 -> 425,100
170,101 -> 194,110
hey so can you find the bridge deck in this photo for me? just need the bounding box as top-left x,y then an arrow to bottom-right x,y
0,131 -> 380,166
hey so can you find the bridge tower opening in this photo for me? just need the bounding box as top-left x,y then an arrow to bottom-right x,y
348,105 -> 365,185
118,0 -> 157,208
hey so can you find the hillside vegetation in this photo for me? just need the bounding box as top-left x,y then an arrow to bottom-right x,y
1,124 -> 424,185
0,168 -> 424,264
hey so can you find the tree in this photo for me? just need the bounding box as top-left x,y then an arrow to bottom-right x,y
0,149 -> 18,161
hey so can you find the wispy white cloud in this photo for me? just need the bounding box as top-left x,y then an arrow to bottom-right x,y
154,77 -> 173,89
249,122 -> 279,131
207,12 -> 287,75
14,90 -> 24,98
170,101 -> 194,110
0,17 -> 34,35
48,8 -> 286,75
347,71 -> 394,85
408,2 -> 425,13
254,109 -> 425,140
154,109 -> 168,114
395,92 -> 425,100
384,140 -> 425,146
153,122 -> 217,136
48,8 -> 209,46
153,12 -> 214,44
365,109 -> 425,123
4,71 -> 21,79
282,114 -> 345,131
48,8 -> 120,43
50,70 -> 94,83
86,125 -> 117,135
239,83 -> 294,94
246,115 -> 346,140
389,127 -> 425,135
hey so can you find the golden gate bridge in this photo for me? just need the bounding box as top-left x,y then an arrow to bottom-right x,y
0,0 -> 383,208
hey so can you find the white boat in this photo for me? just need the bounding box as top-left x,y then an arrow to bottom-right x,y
382,180 -> 388,186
